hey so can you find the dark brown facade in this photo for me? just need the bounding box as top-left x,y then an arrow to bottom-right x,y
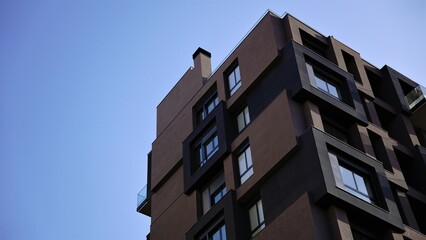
137,11 -> 426,240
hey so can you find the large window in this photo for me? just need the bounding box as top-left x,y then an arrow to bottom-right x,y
339,165 -> 373,203
329,152 -> 376,204
249,199 -> 265,237
237,106 -> 250,132
238,146 -> 253,184
199,222 -> 226,240
202,173 -> 227,214
306,63 -> 342,100
227,65 -> 241,96
194,127 -> 219,170
197,93 -> 219,124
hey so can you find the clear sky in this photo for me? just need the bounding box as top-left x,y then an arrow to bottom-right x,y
0,1 -> 424,240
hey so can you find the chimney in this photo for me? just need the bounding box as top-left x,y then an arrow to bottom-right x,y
192,47 -> 212,79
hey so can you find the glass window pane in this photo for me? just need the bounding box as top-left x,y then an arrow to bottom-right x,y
202,188 -> 210,214
206,136 -> 218,159
210,173 -> 224,192
212,230 -> 220,240
213,192 -> 222,204
234,66 -> 241,82
315,76 -> 328,92
213,136 -> 218,148
340,166 -> 356,189
237,112 -> 245,132
228,71 -> 235,86
354,174 -> 369,196
206,141 -> 214,156
238,154 -> 247,173
249,205 -> 258,231
244,107 -> 250,125
230,82 -> 241,96
257,201 -> 264,223
245,147 -> 253,167
220,225 -> 226,240
328,83 -> 340,99
241,168 -> 253,184
207,102 -> 215,114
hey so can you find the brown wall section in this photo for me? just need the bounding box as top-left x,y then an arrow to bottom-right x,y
253,193 -> 317,240
217,13 -> 282,108
151,166 -> 188,221
235,90 -> 298,200
151,107 -> 192,190
157,68 -> 203,136
150,192 -> 197,240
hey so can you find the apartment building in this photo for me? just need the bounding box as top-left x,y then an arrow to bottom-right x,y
137,11 -> 426,240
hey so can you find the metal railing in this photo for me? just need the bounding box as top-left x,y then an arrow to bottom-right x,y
406,85 -> 426,110
137,185 -> 148,208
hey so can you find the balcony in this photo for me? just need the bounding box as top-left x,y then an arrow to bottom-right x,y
137,185 -> 151,216
406,85 -> 426,131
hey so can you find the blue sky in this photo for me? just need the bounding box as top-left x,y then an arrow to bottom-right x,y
0,1 -> 424,240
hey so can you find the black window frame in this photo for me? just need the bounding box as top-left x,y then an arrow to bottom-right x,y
194,86 -> 219,126
193,125 -> 219,171
329,151 -> 381,206
201,172 -> 227,215
225,62 -> 242,97
196,93 -> 219,125
306,62 -> 346,102
236,105 -> 251,133
198,219 -> 227,240
235,142 -> 254,186
248,198 -> 265,238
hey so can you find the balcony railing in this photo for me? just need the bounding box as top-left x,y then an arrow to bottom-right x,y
406,85 -> 426,110
137,185 -> 148,208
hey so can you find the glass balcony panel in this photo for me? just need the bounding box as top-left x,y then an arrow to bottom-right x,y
406,85 -> 426,110
137,185 -> 148,207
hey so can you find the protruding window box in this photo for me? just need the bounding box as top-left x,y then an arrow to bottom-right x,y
297,127 -> 404,231
183,101 -> 232,194
406,85 -> 426,131
285,41 -> 368,126
186,190 -> 248,240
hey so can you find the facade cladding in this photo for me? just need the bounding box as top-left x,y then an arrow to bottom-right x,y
137,11 -> 426,240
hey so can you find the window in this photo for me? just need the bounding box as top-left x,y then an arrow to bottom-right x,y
339,165 -> 373,203
194,127 -> 219,170
227,65 -> 241,96
300,29 -> 328,58
249,199 -> 265,237
237,106 -> 250,132
199,222 -> 226,240
238,146 -> 253,184
315,73 -> 340,99
202,173 -> 227,214
306,63 -> 341,100
329,152 -> 376,204
197,93 -> 219,124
